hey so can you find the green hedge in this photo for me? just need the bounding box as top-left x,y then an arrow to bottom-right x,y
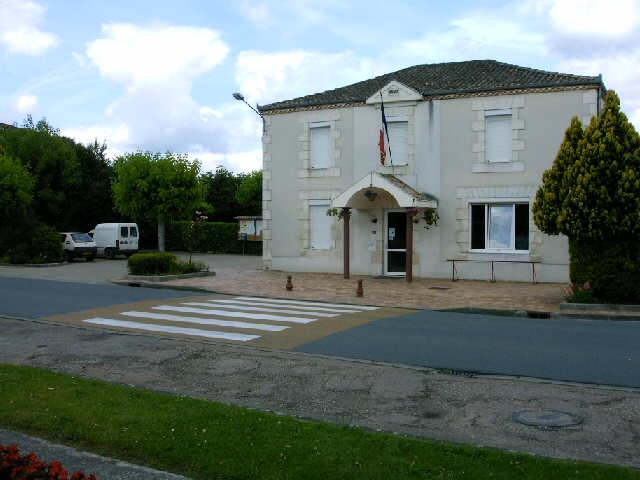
128,252 -> 177,275
569,239 -> 640,303
127,252 -> 208,275
166,221 -> 261,255
0,224 -> 62,264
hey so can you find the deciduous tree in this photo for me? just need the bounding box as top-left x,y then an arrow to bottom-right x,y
113,152 -> 205,250
0,118 -> 80,229
236,170 -> 262,215
200,166 -> 241,222
0,150 -> 34,249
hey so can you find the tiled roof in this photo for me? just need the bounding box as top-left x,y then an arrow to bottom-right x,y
382,174 -> 438,203
259,60 -> 602,112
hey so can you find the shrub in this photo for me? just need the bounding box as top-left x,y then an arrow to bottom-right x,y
4,224 -> 63,264
128,252 -> 176,275
569,239 -> 640,303
0,444 -> 98,479
564,281 -> 595,303
175,260 -> 207,274
127,252 -> 208,275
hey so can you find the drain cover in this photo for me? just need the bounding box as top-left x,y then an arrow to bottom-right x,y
512,409 -> 583,429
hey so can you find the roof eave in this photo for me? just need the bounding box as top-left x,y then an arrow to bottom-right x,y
259,80 -> 603,114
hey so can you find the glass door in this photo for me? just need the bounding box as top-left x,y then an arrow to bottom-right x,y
385,211 -> 406,275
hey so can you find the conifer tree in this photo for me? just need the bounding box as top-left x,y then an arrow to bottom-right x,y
534,91 -> 640,240
533,90 -> 640,302
533,116 -> 583,235
562,91 -> 640,240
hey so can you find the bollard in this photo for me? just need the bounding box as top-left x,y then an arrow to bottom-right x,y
286,275 -> 293,291
356,279 -> 363,297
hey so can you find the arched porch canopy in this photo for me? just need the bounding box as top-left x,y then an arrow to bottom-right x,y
331,172 -> 438,209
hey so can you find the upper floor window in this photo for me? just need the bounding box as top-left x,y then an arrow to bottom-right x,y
485,109 -> 512,163
387,120 -> 408,166
310,122 -> 330,169
470,203 -> 529,252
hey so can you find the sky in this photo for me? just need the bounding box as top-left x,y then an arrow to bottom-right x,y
1,0 -> 639,174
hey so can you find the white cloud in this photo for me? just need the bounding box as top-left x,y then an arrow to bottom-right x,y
192,149 -> 262,174
549,0 -> 638,36
390,12 -> 547,67
61,124 -> 130,158
86,23 -> 229,86
235,49 -> 381,106
289,0 -> 347,25
537,0 -> 640,56
0,0 -> 58,55
240,1 -> 274,27
79,22 -> 235,167
524,0 -> 640,128
15,94 -> 37,113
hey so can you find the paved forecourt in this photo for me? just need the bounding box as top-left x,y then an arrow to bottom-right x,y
44,293 -> 412,350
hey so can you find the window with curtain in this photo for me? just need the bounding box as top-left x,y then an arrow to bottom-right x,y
470,203 -> 529,251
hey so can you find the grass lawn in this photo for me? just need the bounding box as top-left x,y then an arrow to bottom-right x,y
0,364 -> 637,480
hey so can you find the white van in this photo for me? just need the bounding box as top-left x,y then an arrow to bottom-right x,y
60,232 -> 97,262
91,223 -> 139,259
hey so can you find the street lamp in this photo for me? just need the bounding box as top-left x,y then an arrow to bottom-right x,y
232,92 -> 263,118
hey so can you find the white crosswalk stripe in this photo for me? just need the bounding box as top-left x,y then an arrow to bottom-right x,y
233,296 -> 379,310
81,296 -> 379,342
152,305 -> 316,324
121,311 -> 289,331
84,318 -> 260,341
181,301 -> 340,317
206,299 -> 361,314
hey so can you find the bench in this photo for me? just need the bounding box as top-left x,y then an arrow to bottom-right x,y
446,258 -> 541,283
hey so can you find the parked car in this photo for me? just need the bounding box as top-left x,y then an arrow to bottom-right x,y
60,232 -> 97,262
90,223 -> 139,259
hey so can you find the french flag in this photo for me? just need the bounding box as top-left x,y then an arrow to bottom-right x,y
379,94 -> 390,165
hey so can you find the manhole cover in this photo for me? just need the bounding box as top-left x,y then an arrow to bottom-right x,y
429,286 -> 451,290
512,409 -> 583,429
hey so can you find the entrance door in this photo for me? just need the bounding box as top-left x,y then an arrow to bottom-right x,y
385,211 -> 406,275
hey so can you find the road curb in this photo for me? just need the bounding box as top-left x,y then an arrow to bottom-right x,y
0,262 -> 64,268
124,271 -> 215,282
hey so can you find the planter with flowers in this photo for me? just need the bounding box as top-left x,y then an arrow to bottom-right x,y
422,208 -> 439,230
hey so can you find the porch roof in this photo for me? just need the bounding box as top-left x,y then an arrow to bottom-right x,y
331,172 -> 438,209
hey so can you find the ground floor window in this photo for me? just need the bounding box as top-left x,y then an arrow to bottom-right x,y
470,203 -> 529,251
309,200 -> 333,250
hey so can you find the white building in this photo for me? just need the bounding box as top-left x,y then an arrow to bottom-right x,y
259,60 -> 604,283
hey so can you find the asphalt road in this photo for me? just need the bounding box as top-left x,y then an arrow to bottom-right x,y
296,310 -> 640,387
1,260 -> 639,388
0,276 -> 207,318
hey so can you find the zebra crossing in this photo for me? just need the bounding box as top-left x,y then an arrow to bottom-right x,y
81,296 -> 379,343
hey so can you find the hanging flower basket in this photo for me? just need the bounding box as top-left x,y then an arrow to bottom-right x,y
422,208 -> 439,229
326,207 -> 349,220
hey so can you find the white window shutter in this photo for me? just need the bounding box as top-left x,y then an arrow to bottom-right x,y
486,114 -> 512,163
310,205 -> 332,249
310,125 -> 330,169
387,121 -> 408,165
